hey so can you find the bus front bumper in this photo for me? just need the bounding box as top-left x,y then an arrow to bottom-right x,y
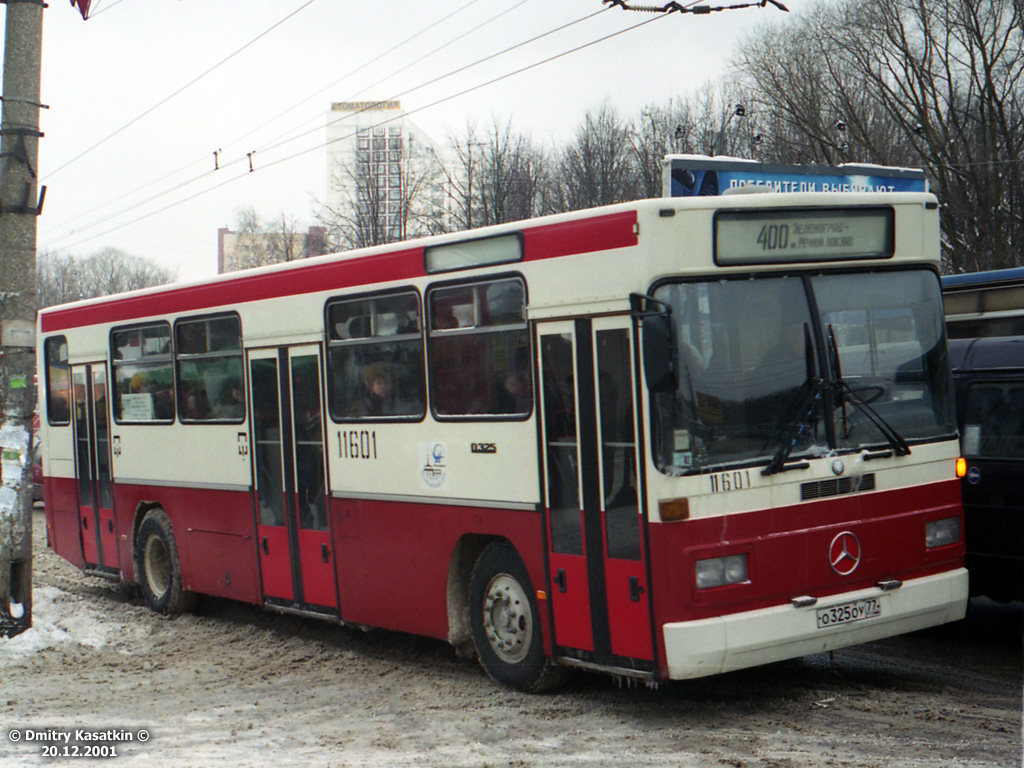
662,568 -> 969,680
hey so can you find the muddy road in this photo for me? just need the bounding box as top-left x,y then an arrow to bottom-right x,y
1,508 -> 1020,767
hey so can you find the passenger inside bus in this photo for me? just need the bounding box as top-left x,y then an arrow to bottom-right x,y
213,381 -> 245,419
496,369 -> 532,414
355,362 -> 393,417
182,385 -> 211,420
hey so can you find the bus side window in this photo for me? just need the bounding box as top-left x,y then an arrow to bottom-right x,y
428,277 -> 532,419
44,336 -> 71,425
111,323 -> 174,423
174,314 -> 244,423
326,290 -> 425,421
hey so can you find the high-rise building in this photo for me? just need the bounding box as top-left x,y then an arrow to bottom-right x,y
325,101 -> 449,248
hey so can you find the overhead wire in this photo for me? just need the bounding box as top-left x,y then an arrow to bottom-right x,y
47,9 -> 667,256
256,0 -> 574,159
42,0 -> 493,245
238,0 -> 492,155
86,0 -> 133,19
44,0 -> 597,250
43,0 -> 321,181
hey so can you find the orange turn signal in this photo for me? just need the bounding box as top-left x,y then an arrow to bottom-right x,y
659,497 -> 690,522
956,457 -> 967,478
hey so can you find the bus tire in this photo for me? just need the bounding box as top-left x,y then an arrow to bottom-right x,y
135,509 -> 194,615
469,541 -> 564,692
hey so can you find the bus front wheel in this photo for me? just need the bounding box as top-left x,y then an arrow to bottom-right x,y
135,509 -> 194,615
469,541 -> 564,692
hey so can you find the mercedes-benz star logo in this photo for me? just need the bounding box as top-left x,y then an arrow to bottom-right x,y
828,531 -> 862,576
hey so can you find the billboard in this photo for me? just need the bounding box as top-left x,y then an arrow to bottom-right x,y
663,155 -> 928,198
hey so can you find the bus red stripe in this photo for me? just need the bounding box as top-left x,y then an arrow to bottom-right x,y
40,211 -> 638,333
522,210 -> 637,262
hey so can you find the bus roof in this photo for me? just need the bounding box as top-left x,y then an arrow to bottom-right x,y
39,191 -> 939,335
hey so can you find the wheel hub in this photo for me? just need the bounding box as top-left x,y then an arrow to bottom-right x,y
144,536 -> 170,599
482,573 -> 532,664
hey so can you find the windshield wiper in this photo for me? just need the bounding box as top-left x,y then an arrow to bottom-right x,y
833,379 -> 911,457
762,377 -> 825,476
826,324 -> 911,457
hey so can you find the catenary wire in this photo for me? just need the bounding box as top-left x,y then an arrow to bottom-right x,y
43,0 -> 319,182
257,5 -> 610,161
42,0 -> 493,243
47,11 -> 665,255
44,3 -> 606,249
87,0 -> 133,19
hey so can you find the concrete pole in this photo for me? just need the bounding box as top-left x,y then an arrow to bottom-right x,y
0,0 -> 44,638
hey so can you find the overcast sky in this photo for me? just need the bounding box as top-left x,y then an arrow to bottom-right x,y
14,0 -> 790,282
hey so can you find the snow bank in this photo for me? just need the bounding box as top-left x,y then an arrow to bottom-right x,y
0,585 -> 113,658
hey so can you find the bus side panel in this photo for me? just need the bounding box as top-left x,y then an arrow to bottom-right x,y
45,474 -> 84,569
331,497 -> 548,643
113,483 -> 260,605
647,480 -> 965,666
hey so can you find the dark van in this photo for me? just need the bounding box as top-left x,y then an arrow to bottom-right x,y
949,336 -> 1024,602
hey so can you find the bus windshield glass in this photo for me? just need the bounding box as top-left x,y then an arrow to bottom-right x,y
650,269 -> 956,474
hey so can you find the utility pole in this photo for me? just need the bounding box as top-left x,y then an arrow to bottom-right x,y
0,0 -> 44,638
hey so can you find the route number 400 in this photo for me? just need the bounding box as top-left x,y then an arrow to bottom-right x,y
757,224 -> 789,251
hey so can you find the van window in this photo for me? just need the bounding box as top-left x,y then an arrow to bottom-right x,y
961,381 -> 1024,459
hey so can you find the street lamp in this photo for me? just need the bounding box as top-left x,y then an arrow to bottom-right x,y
712,104 -> 746,156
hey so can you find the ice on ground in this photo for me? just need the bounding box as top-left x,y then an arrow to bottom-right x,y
0,585 -> 113,658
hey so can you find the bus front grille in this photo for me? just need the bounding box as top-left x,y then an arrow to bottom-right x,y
801,473 -> 876,501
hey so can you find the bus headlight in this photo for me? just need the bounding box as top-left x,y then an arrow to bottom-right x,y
695,554 -> 749,590
926,517 -> 961,549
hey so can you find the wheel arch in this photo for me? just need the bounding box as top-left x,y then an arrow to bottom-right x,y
446,533 -> 506,652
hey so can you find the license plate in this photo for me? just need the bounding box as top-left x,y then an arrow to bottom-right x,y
816,598 -> 881,629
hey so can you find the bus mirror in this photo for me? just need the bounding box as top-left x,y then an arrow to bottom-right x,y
642,315 -> 676,393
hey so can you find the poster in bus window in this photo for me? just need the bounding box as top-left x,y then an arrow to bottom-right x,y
121,393 -> 154,421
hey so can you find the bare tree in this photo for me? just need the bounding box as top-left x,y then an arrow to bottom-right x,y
320,135 -> 447,250
35,251 -> 83,309
36,248 -> 175,309
446,117 -> 546,230
229,208 -> 309,270
546,102 -> 640,214
444,121 -> 485,231
80,247 -> 176,296
629,101 -> 692,198
734,0 -> 1024,271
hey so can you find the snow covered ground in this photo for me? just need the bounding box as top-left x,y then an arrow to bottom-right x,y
2,510 -> 1020,767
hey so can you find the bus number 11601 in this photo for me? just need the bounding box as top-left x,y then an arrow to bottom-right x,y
339,430 -> 378,460
709,470 -> 753,493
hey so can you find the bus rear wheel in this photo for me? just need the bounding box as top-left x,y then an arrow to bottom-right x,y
135,509 -> 194,615
469,541 -> 564,692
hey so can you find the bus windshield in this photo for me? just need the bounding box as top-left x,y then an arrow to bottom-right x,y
650,269 -> 957,474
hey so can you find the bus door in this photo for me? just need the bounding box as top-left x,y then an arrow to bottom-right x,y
72,364 -> 118,572
538,317 -> 654,669
248,346 -> 337,613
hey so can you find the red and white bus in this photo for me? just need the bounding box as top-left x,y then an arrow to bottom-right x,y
37,191 -> 968,690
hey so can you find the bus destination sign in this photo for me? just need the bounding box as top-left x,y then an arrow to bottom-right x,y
714,207 -> 894,266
